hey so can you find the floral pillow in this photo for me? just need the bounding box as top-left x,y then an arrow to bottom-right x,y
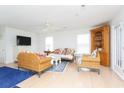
66,48 -> 71,55
54,49 -> 62,54
35,53 -> 46,58
61,48 -> 68,55
65,48 -> 75,55
91,49 -> 98,58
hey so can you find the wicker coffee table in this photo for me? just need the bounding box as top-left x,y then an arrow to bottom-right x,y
51,56 -> 61,65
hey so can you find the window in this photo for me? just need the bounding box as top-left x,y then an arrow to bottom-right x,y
77,34 -> 90,54
45,37 -> 53,51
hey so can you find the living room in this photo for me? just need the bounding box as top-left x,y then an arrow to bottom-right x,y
0,5 -> 124,88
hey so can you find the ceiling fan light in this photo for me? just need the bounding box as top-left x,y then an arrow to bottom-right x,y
81,5 -> 85,7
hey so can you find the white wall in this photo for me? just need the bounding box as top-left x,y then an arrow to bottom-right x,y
0,26 -> 91,64
111,8 -> 124,25
38,29 -> 90,53
0,26 -> 6,63
110,7 -> 124,69
0,26 -> 39,64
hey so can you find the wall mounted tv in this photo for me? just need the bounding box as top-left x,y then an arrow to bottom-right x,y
17,36 -> 31,46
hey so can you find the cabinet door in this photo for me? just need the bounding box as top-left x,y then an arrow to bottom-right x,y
101,25 -> 110,66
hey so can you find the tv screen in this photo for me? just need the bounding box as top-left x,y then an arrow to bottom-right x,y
17,36 -> 31,46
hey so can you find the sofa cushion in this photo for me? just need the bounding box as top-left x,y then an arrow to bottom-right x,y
66,48 -> 73,55
49,54 -> 73,60
70,49 -> 75,55
62,48 -> 75,55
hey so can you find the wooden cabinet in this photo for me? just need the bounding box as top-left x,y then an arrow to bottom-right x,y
91,25 -> 110,67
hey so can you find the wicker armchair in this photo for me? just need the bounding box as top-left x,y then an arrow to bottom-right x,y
78,51 -> 100,74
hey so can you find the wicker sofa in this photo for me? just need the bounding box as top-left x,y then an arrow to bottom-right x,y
17,52 -> 52,77
48,48 -> 75,61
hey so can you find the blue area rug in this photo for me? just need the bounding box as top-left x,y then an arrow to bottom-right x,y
47,61 -> 69,72
0,66 -> 34,88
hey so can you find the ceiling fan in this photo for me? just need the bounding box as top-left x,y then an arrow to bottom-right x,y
42,20 -> 61,32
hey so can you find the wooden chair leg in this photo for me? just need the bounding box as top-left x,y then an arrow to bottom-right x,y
78,68 -> 80,72
98,69 -> 100,75
38,72 -> 41,78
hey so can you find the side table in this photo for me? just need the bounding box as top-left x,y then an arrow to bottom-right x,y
44,50 -> 51,55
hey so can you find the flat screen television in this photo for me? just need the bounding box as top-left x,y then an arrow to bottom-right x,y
17,36 -> 31,46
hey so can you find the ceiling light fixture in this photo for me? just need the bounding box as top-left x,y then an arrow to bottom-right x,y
81,5 -> 85,7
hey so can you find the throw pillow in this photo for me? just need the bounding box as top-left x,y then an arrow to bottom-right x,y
91,49 -> 98,58
54,49 -> 62,54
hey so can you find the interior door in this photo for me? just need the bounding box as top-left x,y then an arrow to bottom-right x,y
100,26 -> 110,66
115,23 -> 123,69
121,24 -> 124,70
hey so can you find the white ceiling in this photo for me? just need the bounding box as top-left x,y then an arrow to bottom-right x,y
0,5 -> 123,33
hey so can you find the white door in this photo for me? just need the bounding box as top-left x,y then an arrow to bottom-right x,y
121,23 -> 124,70
113,23 -> 124,74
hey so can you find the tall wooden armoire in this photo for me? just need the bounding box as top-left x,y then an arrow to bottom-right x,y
91,25 -> 110,67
